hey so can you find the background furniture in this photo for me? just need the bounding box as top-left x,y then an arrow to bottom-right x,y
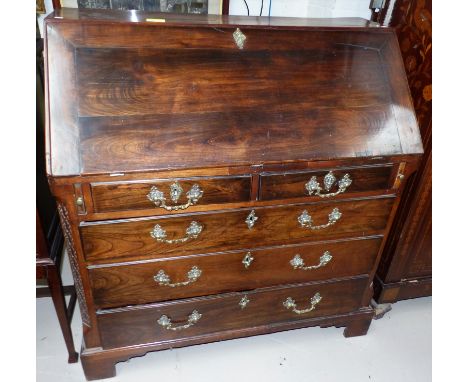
52,0 -> 231,14
44,9 -> 422,380
371,0 -> 432,304
36,210 -> 79,363
36,18 -> 78,364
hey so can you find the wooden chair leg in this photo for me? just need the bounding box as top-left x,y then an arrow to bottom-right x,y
47,264 -> 79,363
67,289 -> 77,322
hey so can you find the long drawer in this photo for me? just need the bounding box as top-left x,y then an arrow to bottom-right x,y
97,277 -> 368,349
89,237 -> 381,309
81,197 -> 394,263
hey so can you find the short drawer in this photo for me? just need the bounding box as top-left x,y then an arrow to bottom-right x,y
91,175 -> 251,213
89,237 -> 382,309
81,197 -> 394,264
260,164 -> 397,201
97,277 -> 368,349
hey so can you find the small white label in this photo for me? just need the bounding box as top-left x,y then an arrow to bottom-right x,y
146,18 -> 166,23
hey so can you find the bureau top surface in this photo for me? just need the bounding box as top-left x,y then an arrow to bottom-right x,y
45,8 -> 422,177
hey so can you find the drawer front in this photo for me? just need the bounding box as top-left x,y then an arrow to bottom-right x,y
90,237 -> 382,309
98,277 -> 368,349
260,164 -> 396,201
91,176 -> 251,213
81,197 -> 394,263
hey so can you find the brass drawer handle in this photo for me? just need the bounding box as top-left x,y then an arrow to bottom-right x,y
154,266 -> 202,287
298,208 -> 342,230
147,182 -> 203,211
150,221 -> 203,244
305,171 -> 352,198
283,293 -> 322,314
290,251 -> 333,270
157,310 -> 202,331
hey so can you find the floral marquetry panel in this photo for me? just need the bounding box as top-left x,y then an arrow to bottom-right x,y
390,0 -> 432,140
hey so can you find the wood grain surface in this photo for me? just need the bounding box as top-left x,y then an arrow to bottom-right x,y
43,9 -> 424,379
89,236 -> 381,308
45,9 -> 422,177
97,276 -> 368,349
260,164 -> 396,201
91,175 -> 251,213
81,197 -> 394,263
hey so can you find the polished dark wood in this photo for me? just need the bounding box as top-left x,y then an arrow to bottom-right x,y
97,277 -> 368,349
91,175 -> 251,213
45,9 -> 421,177
374,0 -> 431,303
37,284 -> 77,298
343,313 -> 372,337
44,10 -> 423,380
260,164 -> 396,201
82,307 -> 374,380
89,237 -> 382,308
375,147 -> 431,302
81,197 -> 394,263
374,274 -> 432,303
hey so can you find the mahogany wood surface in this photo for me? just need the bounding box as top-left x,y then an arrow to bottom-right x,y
91,175 -> 251,213
43,9 -> 424,380
47,155 -> 417,187
45,9 -> 422,177
89,237 -> 381,309
81,197 -> 394,263
97,276 -> 368,349
81,307 -> 374,380
374,274 -> 432,304
260,164 -> 396,201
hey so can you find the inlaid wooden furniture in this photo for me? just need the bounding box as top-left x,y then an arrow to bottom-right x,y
44,8 -> 423,380
372,0 -> 432,304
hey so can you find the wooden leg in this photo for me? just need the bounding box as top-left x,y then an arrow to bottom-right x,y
47,264 -> 79,363
343,317 -> 372,338
80,353 -> 117,381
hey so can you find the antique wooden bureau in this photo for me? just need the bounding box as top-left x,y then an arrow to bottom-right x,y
44,8 -> 423,380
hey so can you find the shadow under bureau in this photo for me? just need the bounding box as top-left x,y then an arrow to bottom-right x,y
44,8 -> 423,380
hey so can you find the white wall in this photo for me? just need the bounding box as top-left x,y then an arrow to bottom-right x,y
229,0 -> 372,19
